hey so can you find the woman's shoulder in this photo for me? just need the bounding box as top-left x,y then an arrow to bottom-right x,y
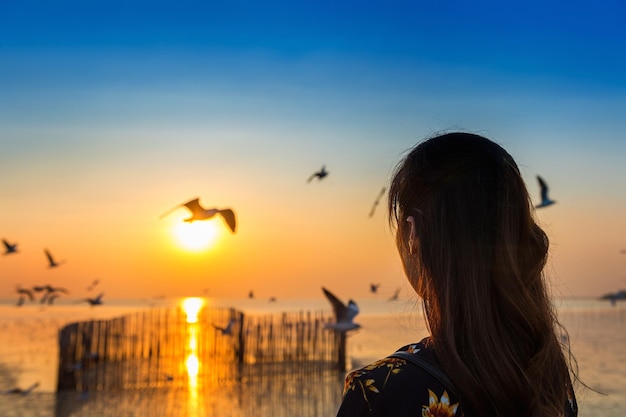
338,339 -> 466,417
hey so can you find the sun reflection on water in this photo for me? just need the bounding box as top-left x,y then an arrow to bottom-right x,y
186,323 -> 201,414
182,297 -> 205,323
181,298 -> 206,415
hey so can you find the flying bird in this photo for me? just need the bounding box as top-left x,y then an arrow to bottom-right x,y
16,286 -> 34,301
535,175 -> 556,208
46,293 -> 61,305
39,285 -> 68,304
2,239 -> 18,255
160,198 -> 236,233
601,290 -> 626,306
370,283 -> 381,294
2,382 -> 40,395
86,279 -> 100,291
368,187 -> 386,217
322,287 -> 361,332
307,165 -> 328,183
81,293 -> 104,306
212,319 -> 236,335
388,287 -> 401,302
42,284 -> 68,293
45,249 -> 65,268
16,286 -> 34,306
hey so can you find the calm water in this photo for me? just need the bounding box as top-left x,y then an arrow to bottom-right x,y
0,297 -> 624,416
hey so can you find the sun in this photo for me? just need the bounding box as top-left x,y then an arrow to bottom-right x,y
174,221 -> 220,251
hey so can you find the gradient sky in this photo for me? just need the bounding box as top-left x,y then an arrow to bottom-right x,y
1,0 -> 625,301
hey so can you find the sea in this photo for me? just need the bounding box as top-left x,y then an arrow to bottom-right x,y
0,296 -> 624,417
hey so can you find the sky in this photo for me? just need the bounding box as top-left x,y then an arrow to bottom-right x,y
1,0 -> 625,301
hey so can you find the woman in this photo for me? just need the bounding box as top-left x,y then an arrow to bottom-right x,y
337,132 -> 577,417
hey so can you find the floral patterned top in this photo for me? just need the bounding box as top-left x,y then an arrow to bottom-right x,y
336,337 -> 578,417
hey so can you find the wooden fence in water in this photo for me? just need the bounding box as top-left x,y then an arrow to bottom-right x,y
56,307 -> 343,392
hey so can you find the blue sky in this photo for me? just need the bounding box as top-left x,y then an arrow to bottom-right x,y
1,1 -> 625,299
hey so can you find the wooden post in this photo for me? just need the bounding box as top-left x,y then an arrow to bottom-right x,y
57,324 -> 78,391
337,332 -> 347,371
236,311 -> 245,365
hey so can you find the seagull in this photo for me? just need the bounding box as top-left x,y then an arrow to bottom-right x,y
16,286 -> 35,302
38,285 -> 68,304
2,382 -> 40,395
45,249 -> 65,268
46,293 -> 61,305
2,239 -> 18,255
16,286 -> 34,306
322,287 -> 360,332
160,198 -> 236,233
601,290 -> 626,306
212,319 -> 236,335
307,165 -> 328,183
86,279 -> 99,291
81,293 -> 104,306
248,290 -> 254,299
370,283 -> 381,294
535,175 -> 556,208
368,187 -> 386,218
388,287 -> 401,302
43,284 -> 68,293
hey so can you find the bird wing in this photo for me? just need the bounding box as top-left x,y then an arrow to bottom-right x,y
368,202 -> 377,217
388,288 -> 400,301
368,187 -> 386,217
322,287 -> 348,322
182,198 -> 205,217
225,319 -> 236,332
2,239 -> 10,250
45,250 -> 55,264
308,166 -> 327,182
17,288 -> 34,301
218,209 -> 237,233
346,300 -> 359,322
158,199 -> 193,220
537,176 -> 550,201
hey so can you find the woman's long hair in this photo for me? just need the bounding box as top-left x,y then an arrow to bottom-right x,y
388,132 -> 575,417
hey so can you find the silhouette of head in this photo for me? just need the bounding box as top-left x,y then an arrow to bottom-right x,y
387,131 -> 572,417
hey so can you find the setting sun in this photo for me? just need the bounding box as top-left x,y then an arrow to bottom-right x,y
174,221 -> 220,251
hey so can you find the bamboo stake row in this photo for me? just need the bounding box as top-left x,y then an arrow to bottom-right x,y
57,307 -> 341,392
